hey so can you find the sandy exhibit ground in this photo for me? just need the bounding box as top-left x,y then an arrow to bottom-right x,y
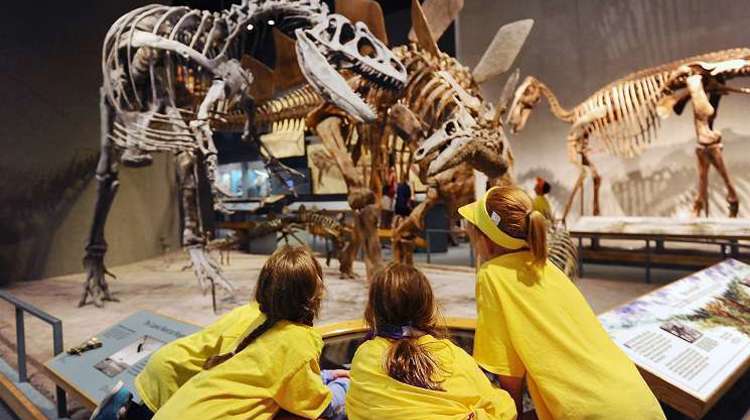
0,250 -> 665,367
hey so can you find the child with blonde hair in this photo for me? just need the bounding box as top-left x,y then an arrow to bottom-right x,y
460,186 -> 664,419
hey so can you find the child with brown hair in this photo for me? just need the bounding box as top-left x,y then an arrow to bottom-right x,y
346,263 -> 516,419
92,245 -> 348,420
460,186 -> 664,419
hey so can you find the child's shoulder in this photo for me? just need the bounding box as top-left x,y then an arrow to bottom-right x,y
270,322 -> 324,355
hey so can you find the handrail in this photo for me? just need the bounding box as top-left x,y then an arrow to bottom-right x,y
0,290 -> 67,418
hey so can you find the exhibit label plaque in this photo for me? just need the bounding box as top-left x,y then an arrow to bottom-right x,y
599,259 -> 750,418
44,311 -> 199,408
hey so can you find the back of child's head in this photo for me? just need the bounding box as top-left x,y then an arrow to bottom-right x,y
256,245 -> 324,325
365,263 -> 445,390
485,186 -> 548,267
204,245 -> 323,369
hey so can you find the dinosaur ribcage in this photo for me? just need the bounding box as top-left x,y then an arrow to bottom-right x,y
580,71 -> 674,159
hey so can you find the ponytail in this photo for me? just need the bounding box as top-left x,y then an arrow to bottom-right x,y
203,318 -> 277,369
385,337 -> 444,391
526,210 -> 547,267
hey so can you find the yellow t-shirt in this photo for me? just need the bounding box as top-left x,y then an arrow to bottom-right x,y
532,196 -> 552,220
152,321 -> 331,420
474,252 -> 664,420
135,302 -> 265,411
347,335 -> 516,420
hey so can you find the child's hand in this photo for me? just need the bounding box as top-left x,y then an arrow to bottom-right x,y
329,369 -> 350,379
321,369 -> 350,384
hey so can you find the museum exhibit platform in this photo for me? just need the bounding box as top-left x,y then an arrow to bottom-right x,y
570,217 -> 750,281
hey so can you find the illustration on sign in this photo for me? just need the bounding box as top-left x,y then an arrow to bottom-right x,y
599,259 -> 750,402
94,335 -> 165,377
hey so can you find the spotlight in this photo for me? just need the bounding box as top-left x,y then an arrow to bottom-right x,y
267,19 -> 275,26
246,23 -> 254,31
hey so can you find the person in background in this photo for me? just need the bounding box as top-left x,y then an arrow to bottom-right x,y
394,178 -> 413,219
346,263 -> 517,420
91,246 -> 348,420
381,184 -> 394,229
532,177 -> 553,221
460,186 -> 664,420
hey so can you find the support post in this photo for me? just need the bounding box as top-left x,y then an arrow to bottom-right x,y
645,239 -> 652,284
52,321 -> 67,418
15,308 -> 26,383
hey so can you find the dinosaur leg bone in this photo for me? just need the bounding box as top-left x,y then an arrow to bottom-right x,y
81,90 -> 120,307
176,151 -> 235,294
692,146 -> 711,217
191,79 -> 238,213
706,144 -> 739,217
314,114 -> 383,278
580,149 -> 602,216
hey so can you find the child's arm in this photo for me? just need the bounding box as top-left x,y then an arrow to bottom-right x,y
498,375 -> 524,416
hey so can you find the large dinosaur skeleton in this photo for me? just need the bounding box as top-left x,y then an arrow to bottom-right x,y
83,0 -> 405,306
298,0 -> 536,273
507,48 -> 750,220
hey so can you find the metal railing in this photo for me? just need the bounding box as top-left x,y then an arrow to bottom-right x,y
0,290 -> 67,418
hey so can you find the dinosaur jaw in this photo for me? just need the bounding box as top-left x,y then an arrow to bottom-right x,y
296,30 -> 375,122
294,14 -> 406,123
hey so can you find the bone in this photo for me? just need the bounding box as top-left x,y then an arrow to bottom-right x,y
407,0 -> 464,43
472,19 -> 534,84
410,0 -> 440,57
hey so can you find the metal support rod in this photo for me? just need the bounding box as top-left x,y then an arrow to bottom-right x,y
15,308 -> 26,383
52,321 -> 67,418
645,239 -> 652,284
426,231 -> 431,264
578,236 -> 585,278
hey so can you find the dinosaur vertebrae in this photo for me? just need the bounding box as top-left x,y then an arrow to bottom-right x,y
398,44 -> 480,128
102,0 -> 329,152
567,48 -> 750,159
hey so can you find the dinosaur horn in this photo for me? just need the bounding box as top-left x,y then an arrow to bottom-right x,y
494,68 -> 520,123
410,0 -> 440,57
472,19 -> 534,84
407,0 -> 464,44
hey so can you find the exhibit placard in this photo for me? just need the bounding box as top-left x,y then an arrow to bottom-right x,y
44,311 -> 199,408
599,259 -> 750,418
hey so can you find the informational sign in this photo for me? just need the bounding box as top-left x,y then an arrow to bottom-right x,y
599,259 -> 750,418
44,311 -> 199,408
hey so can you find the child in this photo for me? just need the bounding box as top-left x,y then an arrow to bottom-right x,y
346,263 -> 516,420
532,177 -> 553,221
460,186 -> 664,420
92,246 -> 348,420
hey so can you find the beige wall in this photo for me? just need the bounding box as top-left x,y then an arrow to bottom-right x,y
459,0 -> 750,219
0,1 -> 179,284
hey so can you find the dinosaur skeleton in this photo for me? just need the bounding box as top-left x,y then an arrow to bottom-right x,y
296,0 -> 537,273
220,206 -> 355,277
507,48 -> 750,220
83,0 -> 405,307
416,79 -> 581,279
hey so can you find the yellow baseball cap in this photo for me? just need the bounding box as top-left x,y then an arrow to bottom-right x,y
458,186 -> 528,250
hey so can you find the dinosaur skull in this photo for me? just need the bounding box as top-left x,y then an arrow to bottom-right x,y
415,106 -> 512,179
507,76 -> 541,134
295,14 -> 406,122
